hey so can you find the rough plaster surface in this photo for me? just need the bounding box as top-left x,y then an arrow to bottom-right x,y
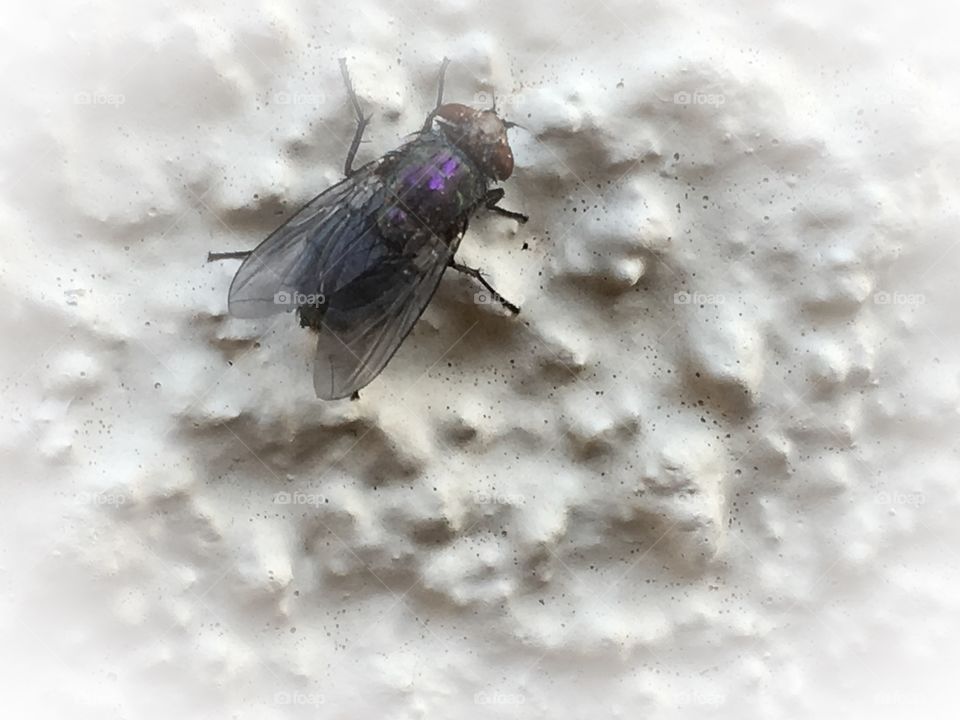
3,0 -> 959,718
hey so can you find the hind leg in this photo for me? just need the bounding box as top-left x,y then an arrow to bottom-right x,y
207,250 -> 251,262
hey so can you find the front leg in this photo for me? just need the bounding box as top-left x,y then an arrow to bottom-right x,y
338,58 -> 372,177
421,57 -> 451,133
484,188 -> 528,224
449,260 -> 520,315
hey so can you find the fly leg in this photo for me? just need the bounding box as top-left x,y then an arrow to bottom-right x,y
484,188 -> 528,224
210,60 -> 369,260
421,57 -> 451,132
449,261 -> 520,315
207,250 -> 251,262
339,58 -> 372,177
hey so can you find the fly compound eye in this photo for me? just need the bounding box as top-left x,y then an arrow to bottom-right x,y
491,142 -> 515,180
435,103 -> 476,127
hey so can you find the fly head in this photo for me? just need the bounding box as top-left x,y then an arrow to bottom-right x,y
433,103 -> 515,181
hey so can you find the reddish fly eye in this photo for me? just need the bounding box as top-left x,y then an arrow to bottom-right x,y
436,104 -> 513,180
435,103 -> 475,126
492,142 -> 514,180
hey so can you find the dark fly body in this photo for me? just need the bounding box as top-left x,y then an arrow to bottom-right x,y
209,58 -> 526,400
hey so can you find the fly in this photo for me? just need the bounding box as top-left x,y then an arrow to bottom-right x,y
208,58 -> 527,400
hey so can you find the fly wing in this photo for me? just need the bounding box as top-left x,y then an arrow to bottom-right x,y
227,163 -> 388,318
312,235 -> 455,400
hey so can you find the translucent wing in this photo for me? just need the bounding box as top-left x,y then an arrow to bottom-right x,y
227,163 -> 388,318
312,236 -> 455,400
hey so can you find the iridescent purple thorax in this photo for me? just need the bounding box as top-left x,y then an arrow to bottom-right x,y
378,138 -> 487,244
428,155 -> 460,190
400,152 -> 461,193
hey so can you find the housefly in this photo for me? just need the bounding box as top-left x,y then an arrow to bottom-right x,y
209,58 -> 526,400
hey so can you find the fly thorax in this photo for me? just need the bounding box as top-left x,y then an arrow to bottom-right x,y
378,145 -> 484,242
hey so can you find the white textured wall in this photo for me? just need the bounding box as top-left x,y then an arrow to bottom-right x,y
3,0 -> 959,718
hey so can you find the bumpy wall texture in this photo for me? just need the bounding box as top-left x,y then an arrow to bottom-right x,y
3,0 -> 959,718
